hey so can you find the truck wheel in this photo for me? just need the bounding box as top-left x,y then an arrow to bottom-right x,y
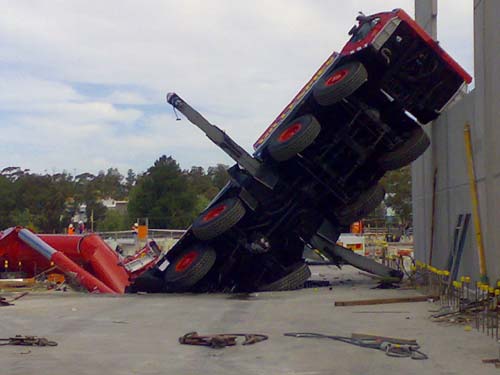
192,197 -> 246,240
164,245 -> 216,291
378,127 -> 430,171
258,262 -> 311,292
313,62 -> 368,106
267,114 -> 321,161
335,184 -> 385,225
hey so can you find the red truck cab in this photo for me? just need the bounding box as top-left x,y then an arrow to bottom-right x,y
254,9 -> 471,151
340,9 -> 471,121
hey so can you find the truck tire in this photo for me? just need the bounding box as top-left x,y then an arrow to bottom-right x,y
192,197 -> 246,240
335,184 -> 385,225
313,62 -> 368,106
378,127 -> 430,171
258,262 -> 311,292
164,245 -> 216,291
267,114 -> 321,161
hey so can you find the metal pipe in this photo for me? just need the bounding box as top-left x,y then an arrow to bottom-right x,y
464,123 -> 488,284
429,168 -> 438,265
18,229 -> 116,294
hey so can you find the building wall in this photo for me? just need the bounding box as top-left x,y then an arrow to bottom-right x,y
412,93 -> 478,273
412,0 -> 500,281
412,0 -> 437,266
474,0 -> 500,280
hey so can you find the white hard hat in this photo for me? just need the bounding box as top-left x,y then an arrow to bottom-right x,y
134,223 -> 139,227
69,224 -> 74,228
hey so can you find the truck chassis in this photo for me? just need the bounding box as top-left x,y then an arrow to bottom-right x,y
133,9 -> 471,293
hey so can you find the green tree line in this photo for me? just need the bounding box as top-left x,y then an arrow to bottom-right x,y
0,156 -> 411,234
0,157 -> 229,233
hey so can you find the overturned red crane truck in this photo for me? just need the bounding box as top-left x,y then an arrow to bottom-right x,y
133,9 -> 471,293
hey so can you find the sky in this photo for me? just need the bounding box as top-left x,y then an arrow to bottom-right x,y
0,0 -> 474,176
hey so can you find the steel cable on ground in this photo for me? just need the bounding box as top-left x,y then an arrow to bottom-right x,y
284,332 -> 428,360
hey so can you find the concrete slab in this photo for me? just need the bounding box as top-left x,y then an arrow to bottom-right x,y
0,266 -> 497,375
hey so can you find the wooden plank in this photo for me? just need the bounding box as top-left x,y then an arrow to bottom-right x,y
334,295 -> 438,306
0,278 -> 35,288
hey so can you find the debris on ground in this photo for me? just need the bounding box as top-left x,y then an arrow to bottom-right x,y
0,226 -> 162,294
0,335 -> 57,347
482,358 -> 500,368
226,293 -> 258,300
0,292 -> 29,307
371,281 -> 401,290
304,280 -> 332,288
352,311 -> 411,314
335,295 -> 437,307
284,332 -> 428,360
179,332 -> 268,348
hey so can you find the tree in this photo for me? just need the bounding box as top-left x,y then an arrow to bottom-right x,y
0,159 -> 228,233
381,165 -> 412,227
85,199 -> 107,231
10,208 -> 39,232
186,166 -> 219,216
128,155 -> 200,229
364,201 -> 388,228
1,166 -> 29,181
125,169 -> 136,192
0,175 -> 16,229
207,164 -> 230,189
187,166 -> 219,198
97,209 -> 129,231
13,173 -> 67,232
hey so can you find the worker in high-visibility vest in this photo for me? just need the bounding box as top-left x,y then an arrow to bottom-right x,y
68,223 -> 75,235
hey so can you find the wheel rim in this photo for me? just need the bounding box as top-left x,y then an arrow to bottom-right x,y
203,204 -> 227,222
278,123 -> 302,143
325,69 -> 348,87
175,251 -> 198,272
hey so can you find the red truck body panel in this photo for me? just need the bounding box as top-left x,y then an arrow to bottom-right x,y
254,8 -> 471,151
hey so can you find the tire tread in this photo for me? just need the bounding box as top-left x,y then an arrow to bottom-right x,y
258,263 -> 311,291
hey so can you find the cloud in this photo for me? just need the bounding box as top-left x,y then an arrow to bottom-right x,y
0,75 -> 83,109
0,0 -> 474,175
104,91 -> 151,105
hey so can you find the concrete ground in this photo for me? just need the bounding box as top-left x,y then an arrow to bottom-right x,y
1,266 -> 498,375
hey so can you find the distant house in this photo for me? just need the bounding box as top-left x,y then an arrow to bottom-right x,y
101,198 -> 128,214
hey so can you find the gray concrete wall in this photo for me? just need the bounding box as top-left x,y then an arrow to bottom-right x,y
412,0 -> 500,282
413,93 -> 478,274
474,0 -> 500,281
412,0 -> 437,266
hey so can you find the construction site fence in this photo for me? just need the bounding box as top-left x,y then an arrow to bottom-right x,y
363,228 -> 391,235
411,261 -> 500,343
96,229 -> 187,241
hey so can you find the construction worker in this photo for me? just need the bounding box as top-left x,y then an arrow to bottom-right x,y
132,223 -> 139,246
68,223 -> 75,235
78,221 -> 85,234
